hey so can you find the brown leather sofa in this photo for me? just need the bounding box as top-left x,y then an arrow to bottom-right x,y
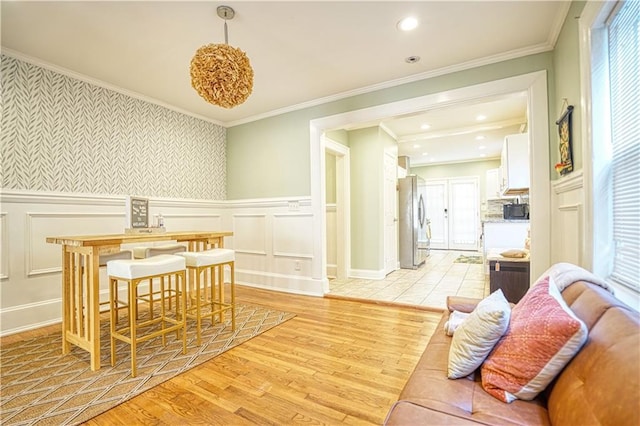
384,281 -> 640,425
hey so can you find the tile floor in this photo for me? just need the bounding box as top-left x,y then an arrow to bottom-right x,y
328,250 -> 490,310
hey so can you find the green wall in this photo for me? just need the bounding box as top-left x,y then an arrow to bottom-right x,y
349,127 -> 384,270
227,51 -> 554,199
551,1 -> 586,177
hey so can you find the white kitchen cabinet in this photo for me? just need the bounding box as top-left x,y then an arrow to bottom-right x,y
500,133 -> 529,195
486,168 -> 504,200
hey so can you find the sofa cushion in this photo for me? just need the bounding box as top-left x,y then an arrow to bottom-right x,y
481,276 -> 588,403
448,289 -> 511,379
548,282 -> 640,426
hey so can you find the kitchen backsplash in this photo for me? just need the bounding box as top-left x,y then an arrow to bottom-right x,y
484,195 -> 530,219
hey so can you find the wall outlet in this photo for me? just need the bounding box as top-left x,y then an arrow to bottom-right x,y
294,260 -> 301,271
288,201 -> 300,211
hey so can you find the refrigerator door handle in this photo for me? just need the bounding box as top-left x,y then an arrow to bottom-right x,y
418,194 -> 425,228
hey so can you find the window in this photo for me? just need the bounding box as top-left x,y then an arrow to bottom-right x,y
585,0 -> 640,302
607,1 -> 640,292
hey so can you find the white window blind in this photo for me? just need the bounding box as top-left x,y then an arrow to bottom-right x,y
608,0 -> 640,291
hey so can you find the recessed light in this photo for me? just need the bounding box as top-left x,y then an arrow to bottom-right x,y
478,145 -> 486,150
422,152 -> 429,156
421,123 -> 431,130
397,17 -> 418,31
405,55 -> 420,64
480,153 -> 487,158
476,114 -> 487,121
413,144 -> 421,148
475,135 -> 485,140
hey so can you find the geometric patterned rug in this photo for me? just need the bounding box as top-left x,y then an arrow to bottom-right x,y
454,255 -> 484,264
0,304 -> 295,426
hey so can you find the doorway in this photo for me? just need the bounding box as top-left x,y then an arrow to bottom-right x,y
426,177 -> 479,251
312,71 -> 550,295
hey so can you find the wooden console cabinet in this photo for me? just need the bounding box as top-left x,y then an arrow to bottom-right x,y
489,259 -> 530,303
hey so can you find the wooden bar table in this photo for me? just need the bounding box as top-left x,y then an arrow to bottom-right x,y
46,231 -> 232,371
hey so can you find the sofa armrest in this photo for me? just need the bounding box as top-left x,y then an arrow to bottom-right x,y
447,296 -> 481,313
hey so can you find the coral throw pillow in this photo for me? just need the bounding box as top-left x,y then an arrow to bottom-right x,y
481,276 -> 588,403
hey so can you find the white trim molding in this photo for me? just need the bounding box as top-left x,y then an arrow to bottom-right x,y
552,169 -> 584,194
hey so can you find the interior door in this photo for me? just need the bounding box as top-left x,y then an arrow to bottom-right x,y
426,178 -> 479,250
448,178 -> 479,250
384,153 -> 398,274
425,180 -> 448,249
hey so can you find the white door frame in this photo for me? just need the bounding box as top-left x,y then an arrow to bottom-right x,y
324,137 -> 351,281
383,150 -> 398,274
310,71 -> 550,293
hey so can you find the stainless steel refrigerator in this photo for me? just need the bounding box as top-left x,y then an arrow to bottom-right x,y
398,175 -> 430,269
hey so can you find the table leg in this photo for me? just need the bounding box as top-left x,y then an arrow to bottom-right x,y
88,249 -> 101,370
62,247 -> 71,354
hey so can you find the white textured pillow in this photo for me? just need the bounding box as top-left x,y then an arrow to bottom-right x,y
448,290 -> 511,379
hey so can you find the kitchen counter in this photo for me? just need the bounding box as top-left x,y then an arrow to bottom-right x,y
486,248 -> 530,262
482,218 -> 530,223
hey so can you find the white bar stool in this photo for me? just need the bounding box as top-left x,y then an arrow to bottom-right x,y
176,248 -> 236,345
131,244 -> 186,316
107,254 -> 187,377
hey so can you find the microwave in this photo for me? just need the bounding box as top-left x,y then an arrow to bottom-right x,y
503,203 -> 529,220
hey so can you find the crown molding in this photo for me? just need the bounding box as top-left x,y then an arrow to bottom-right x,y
226,43 -> 553,128
548,1 -> 573,48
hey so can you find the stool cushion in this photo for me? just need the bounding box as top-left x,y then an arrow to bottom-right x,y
133,244 -> 187,259
80,250 -> 133,267
107,254 -> 186,279
99,250 -> 133,267
177,248 -> 235,268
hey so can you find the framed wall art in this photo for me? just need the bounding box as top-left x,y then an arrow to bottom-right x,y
555,104 -> 574,176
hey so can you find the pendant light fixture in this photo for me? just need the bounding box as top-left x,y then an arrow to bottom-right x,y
190,5 -> 254,108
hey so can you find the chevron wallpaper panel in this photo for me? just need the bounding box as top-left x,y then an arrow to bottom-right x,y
0,55 -> 226,200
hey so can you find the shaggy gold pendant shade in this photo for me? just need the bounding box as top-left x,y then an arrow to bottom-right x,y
190,6 -> 254,108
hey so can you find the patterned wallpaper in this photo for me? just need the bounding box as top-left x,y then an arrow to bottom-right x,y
1,54 -> 226,200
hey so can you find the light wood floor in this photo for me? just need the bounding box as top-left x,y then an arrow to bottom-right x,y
3,286 -> 442,425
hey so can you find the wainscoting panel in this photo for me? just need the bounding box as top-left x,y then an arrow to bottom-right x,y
161,213 -> 222,233
551,171 -> 585,265
232,214 -> 267,255
272,213 -> 314,258
556,204 -> 583,266
0,190 -> 319,335
26,212 -> 125,276
0,212 -> 8,280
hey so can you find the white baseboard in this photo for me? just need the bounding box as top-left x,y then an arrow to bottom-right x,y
236,270 -> 325,297
349,268 -> 386,280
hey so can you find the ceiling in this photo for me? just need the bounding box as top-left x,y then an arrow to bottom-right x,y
385,93 -> 528,167
1,1 -> 567,165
